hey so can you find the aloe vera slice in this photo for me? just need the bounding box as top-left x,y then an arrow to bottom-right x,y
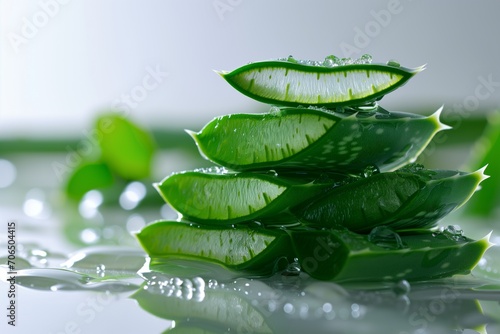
297,166 -> 489,232
189,106 -> 448,173
136,221 -> 293,275
218,58 -> 424,107
290,228 -> 492,282
155,169 -> 342,224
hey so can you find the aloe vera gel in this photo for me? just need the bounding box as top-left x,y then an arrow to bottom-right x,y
137,54 -> 491,282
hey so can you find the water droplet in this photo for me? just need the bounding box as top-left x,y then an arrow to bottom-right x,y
322,58 -> 335,67
27,249 -> 49,267
298,59 -> 321,66
355,54 -> 373,64
191,277 -> 206,301
322,302 -> 333,313
282,260 -> 301,277
287,55 -> 297,63
96,264 -> 106,277
362,165 -> 380,178
351,303 -> 362,318
368,226 -> 406,250
269,106 -> 281,116
441,225 -> 464,241
340,57 -> 353,66
207,279 -> 218,289
194,166 -> 229,174
283,302 -> 295,314
181,278 -> 194,300
387,59 -> 400,67
323,55 -> 340,67
396,295 -> 411,314
393,280 -> 411,296
398,163 -> 425,174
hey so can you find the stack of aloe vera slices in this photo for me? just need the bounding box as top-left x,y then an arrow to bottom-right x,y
137,55 -> 492,282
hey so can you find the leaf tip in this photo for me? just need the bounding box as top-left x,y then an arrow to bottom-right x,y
184,129 -> 197,139
410,64 -> 427,74
214,69 -> 229,77
484,230 -> 495,249
431,105 -> 452,131
476,164 -> 490,183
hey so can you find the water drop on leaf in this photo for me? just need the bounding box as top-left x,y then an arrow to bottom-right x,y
368,226 -> 406,250
362,165 -> 380,178
356,54 -> 373,64
387,59 -> 401,67
393,279 -> 411,296
441,225 -> 465,241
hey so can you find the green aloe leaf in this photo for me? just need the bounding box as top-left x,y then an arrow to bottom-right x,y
96,113 -> 155,180
296,166 -> 489,232
290,228 -> 492,282
218,57 -> 423,107
155,169 -> 342,225
135,220 -> 293,275
189,106 -> 448,173
65,161 -> 114,200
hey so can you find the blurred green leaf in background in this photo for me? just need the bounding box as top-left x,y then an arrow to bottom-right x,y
464,111 -> 500,218
64,112 -> 156,201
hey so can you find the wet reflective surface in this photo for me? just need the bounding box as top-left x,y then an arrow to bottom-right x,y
1,153 -> 500,333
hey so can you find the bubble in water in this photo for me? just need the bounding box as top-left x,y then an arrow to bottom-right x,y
362,165 -> 380,178
393,279 -> 411,296
441,225 -> 464,241
368,226 -> 406,250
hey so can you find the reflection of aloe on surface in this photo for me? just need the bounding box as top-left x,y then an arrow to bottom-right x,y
136,54 -> 491,282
